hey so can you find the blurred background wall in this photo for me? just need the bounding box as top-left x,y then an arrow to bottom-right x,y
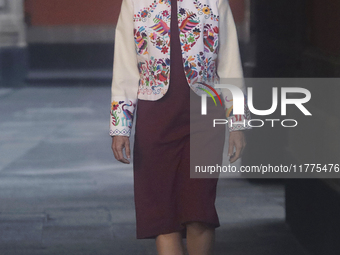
24,0 -> 121,82
0,0 -> 26,86
1,0 -> 340,83
22,0 -> 249,83
21,0 -> 250,83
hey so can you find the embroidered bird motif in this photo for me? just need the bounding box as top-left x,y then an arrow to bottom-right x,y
135,27 -> 148,54
179,12 -> 199,33
204,25 -> 219,52
151,15 -> 170,36
157,69 -> 168,82
122,101 -> 134,124
184,57 -> 198,81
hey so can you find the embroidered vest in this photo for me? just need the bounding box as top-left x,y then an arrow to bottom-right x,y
133,0 -> 221,100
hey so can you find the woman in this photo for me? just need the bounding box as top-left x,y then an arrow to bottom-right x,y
110,0 -> 251,254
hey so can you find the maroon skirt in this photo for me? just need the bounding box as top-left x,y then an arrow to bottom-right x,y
132,0 -> 226,239
133,90 -> 225,239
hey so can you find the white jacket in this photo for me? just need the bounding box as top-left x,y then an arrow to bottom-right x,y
110,0 -> 251,136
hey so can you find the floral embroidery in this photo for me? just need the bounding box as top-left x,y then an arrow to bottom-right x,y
132,0 -> 221,99
178,8 -> 201,47
161,0 -> 171,5
110,100 -> 135,129
134,0 -> 171,22
183,44 -> 191,52
149,10 -> 171,54
193,27 -> 200,36
202,6 -> 210,15
179,8 -> 186,15
183,51 -> 217,85
111,101 -> 119,112
134,0 -> 158,22
176,4 -> 219,87
162,10 -> 169,16
198,53 -> 217,81
161,46 -> 169,54
138,56 -> 170,96
193,0 -> 219,21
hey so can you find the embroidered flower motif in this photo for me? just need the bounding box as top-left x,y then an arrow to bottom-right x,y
156,38 -> 163,46
161,46 -> 169,54
162,10 -> 169,16
188,35 -> 195,43
193,28 -> 201,36
193,0 -> 219,21
183,44 -> 191,52
111,101 -> 119,111
202,7 -> 210,15
149,32 -> 156,40
179,8 -> 186,15
134,0 -> 159,22
141,10 -> 148,18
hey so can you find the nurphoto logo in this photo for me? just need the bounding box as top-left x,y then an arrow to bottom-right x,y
198,83 -> 312,128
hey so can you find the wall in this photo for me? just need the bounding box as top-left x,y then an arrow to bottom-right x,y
24,0 -> 246,44
23,0 -> 249,82
307,0 -> 340,56
0,0 -> 26,87
25,0 -> 245,26
25,0 -> 121,26
0,0 -> 25,47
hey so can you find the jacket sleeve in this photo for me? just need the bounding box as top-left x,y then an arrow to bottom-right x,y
217,0 -> 251,132
110,0 -> 140,137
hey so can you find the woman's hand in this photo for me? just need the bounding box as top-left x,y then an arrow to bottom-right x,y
111,136 -> 131,164
228,130 -> 246,163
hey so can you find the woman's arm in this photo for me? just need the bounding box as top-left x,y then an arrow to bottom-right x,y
217,0 -> 251,162
217,0 -> 251,132
110,0 -> 139,164
110,0 -> 139,137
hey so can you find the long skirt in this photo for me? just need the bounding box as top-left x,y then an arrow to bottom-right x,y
133,87 -> 226,239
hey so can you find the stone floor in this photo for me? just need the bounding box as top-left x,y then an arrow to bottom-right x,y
0,87 -> 310,255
